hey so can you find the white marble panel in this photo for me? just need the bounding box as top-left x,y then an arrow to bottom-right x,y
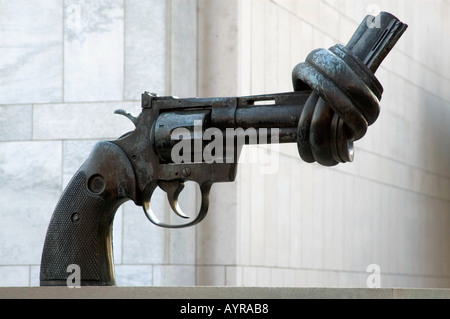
264,1 -> 280,93
277,156 -> 296,267
64,0 -> 124,102
33,101 -> 140,140
332,148 -> 450,202
0,105 -> 32,141
268,267 -> 293,287
169,182 -> 197,265
197,0 -> 239,97
341,174 -> 357,271
370,182 -> 383,268
288,160 -> 303,269
237,0 -> 252,96
261,168 -> 279,268
225,266 -> 243,286
121,201 -> 168,264
319,1 -> 340,41
196,266 -> 226,286
259,267 -> 274,287
29,265 -> 40,287
197,182 -> 238,265
152,265 -> 195,286
352,178 -> 376,271
310,167 -> 325,269
112,206 -> 123,265
337,271 -> 367,288
323,169 -> 345,270
248,154 -> 267,266
0,266 -> 30,287
170,0 -> 198,97
124,0 -> 167,100
277,5 -> 293,92
241,266 -> 258,287
249,0 -> 266,95
0,141 -> 61,265
273,0 -> 320,30
0,0 -> 63,104
298,164 -> 314,269
235,0 -> 450,289
114,265 -> 153,286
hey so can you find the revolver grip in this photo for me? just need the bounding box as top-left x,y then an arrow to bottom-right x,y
40,141 -> 136,286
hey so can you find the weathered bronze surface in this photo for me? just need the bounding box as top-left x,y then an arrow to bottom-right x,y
40,12 -> 407,286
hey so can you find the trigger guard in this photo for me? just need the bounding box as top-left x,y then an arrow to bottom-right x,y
142,182 -> 212,229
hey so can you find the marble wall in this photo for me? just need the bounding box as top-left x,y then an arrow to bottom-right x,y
228,0 -> 450,288
0,0 -> 449,288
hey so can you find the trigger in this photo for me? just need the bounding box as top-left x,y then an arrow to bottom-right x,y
157,181 -> 190,219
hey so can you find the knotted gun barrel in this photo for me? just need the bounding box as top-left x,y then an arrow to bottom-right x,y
155,12 -> 407,167
40,12 -> 407,286
293,11 -> 407,166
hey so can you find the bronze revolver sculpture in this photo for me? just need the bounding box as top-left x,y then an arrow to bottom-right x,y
40,12 -> 407,286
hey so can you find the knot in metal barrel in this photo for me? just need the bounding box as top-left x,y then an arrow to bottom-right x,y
292,44 -> 383,166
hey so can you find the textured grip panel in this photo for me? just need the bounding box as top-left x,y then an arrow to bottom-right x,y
40,141 -> 136,286
40,171 -> 104,283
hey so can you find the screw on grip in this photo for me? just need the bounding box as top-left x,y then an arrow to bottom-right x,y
292,11 -> 407,166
